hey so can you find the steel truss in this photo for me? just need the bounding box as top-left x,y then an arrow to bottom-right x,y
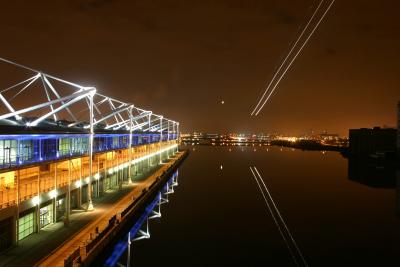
0,57 -> 180,211
0,57 -> 179,135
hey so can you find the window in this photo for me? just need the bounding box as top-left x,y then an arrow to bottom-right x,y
112,137 -> 119,148
59,138 -> 70,156
19,140 -> 33,163
41,139 -> 57,160
40,204 -> 53,228
0,140 -> 17,167
18,212 -> 35,241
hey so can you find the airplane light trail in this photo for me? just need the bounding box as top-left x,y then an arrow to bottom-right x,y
251,0 -> 335,117
250,0 -> 325,116
250,166 -> 308,266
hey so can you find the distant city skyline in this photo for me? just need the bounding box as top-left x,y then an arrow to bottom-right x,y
181,125 -> 396,138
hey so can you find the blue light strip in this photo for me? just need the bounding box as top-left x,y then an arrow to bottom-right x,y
0,133 -> 178,170
0,133 -> 90,140
0,133 -> 178,140
104,176 -> 176,267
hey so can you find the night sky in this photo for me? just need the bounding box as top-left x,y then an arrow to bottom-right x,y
0,0 -> 399,135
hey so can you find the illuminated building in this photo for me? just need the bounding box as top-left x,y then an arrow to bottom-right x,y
0,124 -> 178,251
0,58 -> 179,253
0,122 -> 179,253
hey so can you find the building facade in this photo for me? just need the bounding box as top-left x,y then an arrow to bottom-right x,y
0,126 -> 178,253
0,57 -> 181,253
349,127 -> 397,157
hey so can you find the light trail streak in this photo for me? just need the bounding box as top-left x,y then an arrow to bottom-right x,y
253,167 -> 308,266
252,0 -> 335,116
249,167 -> 299,266
250,166 -> 308,266
250,0 -> 325,116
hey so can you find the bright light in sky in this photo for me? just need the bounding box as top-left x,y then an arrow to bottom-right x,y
221,100 -> 224,104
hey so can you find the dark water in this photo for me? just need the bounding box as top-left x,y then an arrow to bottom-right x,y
131,146 -> 400,266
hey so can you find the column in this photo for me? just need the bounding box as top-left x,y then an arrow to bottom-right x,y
87,93 -> 94,211
159,117 -> 163,164
176,122 -> 180,153
104,154 -> 108,191
65,160 -> 71,225
78,159 -> 82,208
54,163 -> 57,222
36,169 -> 40,233
128,107 -> 133,184
118,152 -> 122,190
167,120 -> 170,158
97,157 -> 100,197
15,170 -> 20,245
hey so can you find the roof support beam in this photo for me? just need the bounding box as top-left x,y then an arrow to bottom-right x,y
28,91 -> 94,126
0,93 -> 22,120
43,75 -> 78,122
0,88 -> 95,121
92,104 -> 131,126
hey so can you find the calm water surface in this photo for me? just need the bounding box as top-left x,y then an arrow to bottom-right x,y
132,146 -> 400,266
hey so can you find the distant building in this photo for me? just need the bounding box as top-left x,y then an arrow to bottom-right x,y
398,102 -> 400,153
317,132 -> 339,141
349,127 -> 397,158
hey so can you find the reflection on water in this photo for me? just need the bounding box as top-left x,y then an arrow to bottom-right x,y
130,146 -> 400,267
348,158 -> 400,216
348,158 -> 396,188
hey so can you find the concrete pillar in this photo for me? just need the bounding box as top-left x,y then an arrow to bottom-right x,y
118,152 -> 122,190
128,108 -> 133,184
78,159 -> 82,208
87,93 -> 95,211
97,157 -> 100,197
104,155 -> 108,191
159,117 -> 163,164
53,163 -> 57,223
65,160 -> 71,225
36,170 -> 40,233
16,170 -> 20,244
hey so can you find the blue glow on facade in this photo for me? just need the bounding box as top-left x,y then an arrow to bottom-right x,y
0,133 -> 178,170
